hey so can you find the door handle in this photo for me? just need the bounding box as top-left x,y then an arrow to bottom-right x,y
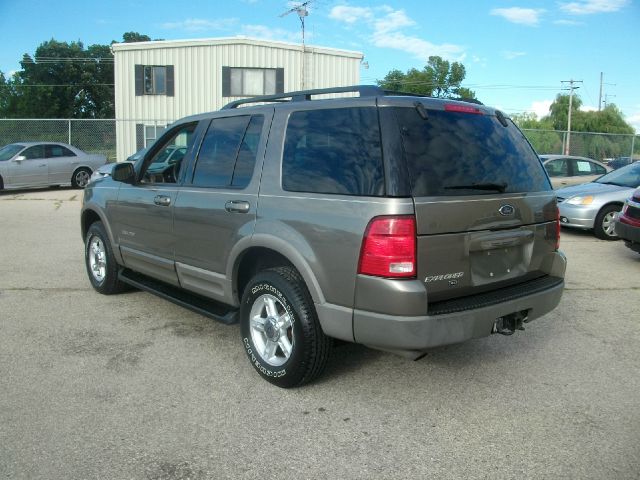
154,195 -> 171,206
225,200 -> 250,213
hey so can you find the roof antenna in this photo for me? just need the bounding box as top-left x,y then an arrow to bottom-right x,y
279,1 -> 314,90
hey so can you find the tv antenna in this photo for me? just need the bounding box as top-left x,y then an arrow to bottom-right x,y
280,1 -> 315,89
279,1 -> 314,49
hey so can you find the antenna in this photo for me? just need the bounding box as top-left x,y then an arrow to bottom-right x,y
279,1 -> 314,89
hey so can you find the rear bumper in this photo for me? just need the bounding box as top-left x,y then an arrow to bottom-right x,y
353,274 -> 565,353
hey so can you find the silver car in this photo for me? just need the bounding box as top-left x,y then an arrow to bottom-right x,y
557,161 -> 640,239
540,154 -> 610,189
0,142 -> 107,190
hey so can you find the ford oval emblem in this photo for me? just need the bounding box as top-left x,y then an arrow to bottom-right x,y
498,204 -> 515,216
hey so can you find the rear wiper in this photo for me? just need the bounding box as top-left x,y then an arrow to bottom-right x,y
444,182 -> 508,193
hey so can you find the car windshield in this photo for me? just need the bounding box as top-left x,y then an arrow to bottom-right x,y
0,144 -> 25,161
595,161 -> 640,188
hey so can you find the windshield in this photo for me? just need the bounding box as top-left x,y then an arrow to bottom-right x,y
595,162 -> 640,188
0,144 -> 25,161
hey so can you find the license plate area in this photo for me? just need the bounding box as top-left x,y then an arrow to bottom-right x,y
469,230 -> 534,286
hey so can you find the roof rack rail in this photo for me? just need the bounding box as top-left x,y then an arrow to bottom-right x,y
221,84 -> 484,109
222,85 -> 385,109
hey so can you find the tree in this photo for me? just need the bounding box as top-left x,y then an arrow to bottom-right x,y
122,32 -> 151,43
511,93 -> 635,158
377,56 -> 476,100
0,33 -> 152,119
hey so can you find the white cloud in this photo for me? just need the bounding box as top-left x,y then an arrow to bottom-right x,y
580,105 -> 598,112
531,100 -> 553,118
329,6 -> 374,24
373,9 -> 415,33
161,18 -> 238,32
329,6 -> 465,61
241,25 -> 304,43
490,7 -> 545,26
626,110 -> 640,133
559,0 -> 629,15
553,19 -> 585,25
502,50 -> 526,60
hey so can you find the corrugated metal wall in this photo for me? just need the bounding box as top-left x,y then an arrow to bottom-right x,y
114,40 -> 362,160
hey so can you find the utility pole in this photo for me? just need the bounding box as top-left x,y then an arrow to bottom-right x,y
598,73 -> 616,111
598,72 -> 603,111
561,79 -> 582,155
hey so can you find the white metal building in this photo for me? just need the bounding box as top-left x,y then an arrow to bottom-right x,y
112,37 -> 363,161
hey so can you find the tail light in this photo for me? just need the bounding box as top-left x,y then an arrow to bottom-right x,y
358,216 -> 416,278
444,104 -> 483,115
555,206 -> 561,251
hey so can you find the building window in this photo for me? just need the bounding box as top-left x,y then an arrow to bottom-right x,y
145,125 -> 167,146
222,67 -> 284,97
136,123 -> 167,151
135,65 -> 174,96
231,68 -> 275,96
144,66 -> 166,94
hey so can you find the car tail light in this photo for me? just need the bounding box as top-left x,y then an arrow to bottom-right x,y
444,104 -> 483,115
358,216 -> 416,278
555,206 -> 561,251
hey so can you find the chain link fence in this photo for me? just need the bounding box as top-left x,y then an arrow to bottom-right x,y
0,119 -> 637,165
521,128 -> 639,161
0,119 -> 118,162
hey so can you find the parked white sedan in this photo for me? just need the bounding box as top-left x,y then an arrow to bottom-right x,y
0,142 -> 107,190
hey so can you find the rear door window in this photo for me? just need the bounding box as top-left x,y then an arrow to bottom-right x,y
46,145 -> 75,158
394,107 -> 550,196
282,107 -> 384,196
573,159 -> 595,176
192,115 -> 263,188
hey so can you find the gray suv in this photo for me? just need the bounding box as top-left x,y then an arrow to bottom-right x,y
81,86 -> 566,387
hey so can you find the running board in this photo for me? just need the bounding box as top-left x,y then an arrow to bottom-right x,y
118,269 -> 238,325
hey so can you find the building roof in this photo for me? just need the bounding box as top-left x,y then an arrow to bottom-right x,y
111,36 -> 363,59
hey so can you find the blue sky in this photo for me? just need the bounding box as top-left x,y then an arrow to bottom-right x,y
0,0 -> 638,131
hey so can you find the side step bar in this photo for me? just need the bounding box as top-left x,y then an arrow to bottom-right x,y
118,269 -> 238,325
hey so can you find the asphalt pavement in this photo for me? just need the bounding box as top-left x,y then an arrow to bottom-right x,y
1,188 -> 639,479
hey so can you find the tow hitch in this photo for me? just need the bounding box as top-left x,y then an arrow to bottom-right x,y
493,310 -> 529,336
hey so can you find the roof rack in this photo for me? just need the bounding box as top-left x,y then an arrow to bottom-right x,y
221,84 -> 482,109
222,85 -> 385,109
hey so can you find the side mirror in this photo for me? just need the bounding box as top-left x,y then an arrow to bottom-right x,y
14,155 -> 26,163
112,162 -> 136,184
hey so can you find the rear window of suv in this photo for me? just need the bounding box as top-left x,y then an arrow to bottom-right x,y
282,107 -> 384,196
394,107 -> 550,196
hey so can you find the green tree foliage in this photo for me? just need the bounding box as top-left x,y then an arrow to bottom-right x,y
0,33 -> 151,119
511,94 -> 636,158
377,56 -> 476,100
122,32 -> 152,43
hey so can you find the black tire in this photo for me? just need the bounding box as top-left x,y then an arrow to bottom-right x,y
240,266 -> 332,388
594,204 -> 621,240
71,167 -> 92,188
0,175 -> 4,190
84,221 -> 128,294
